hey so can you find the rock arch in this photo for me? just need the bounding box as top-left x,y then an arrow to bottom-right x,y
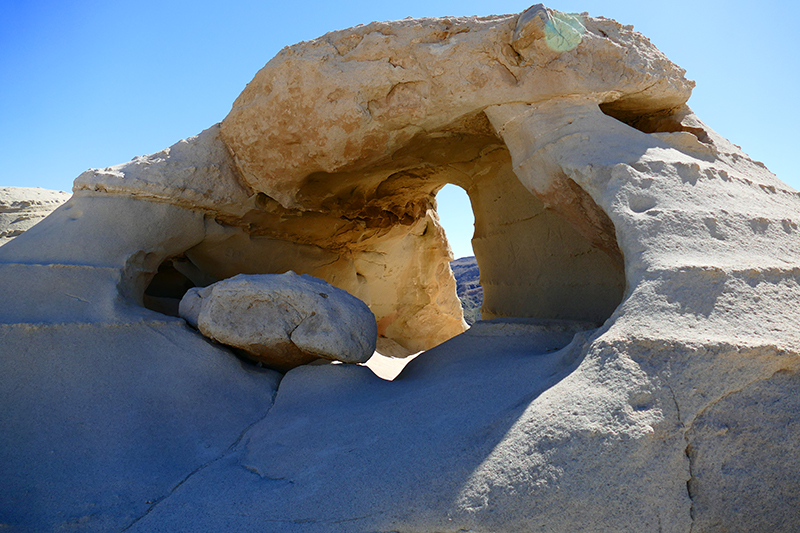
128,108 -> 626,356
51,8 -> 692,355
2,6 -> 800,532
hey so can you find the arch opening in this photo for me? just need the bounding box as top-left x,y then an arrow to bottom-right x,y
435,183 -> 482,326
141,111 -> 626,365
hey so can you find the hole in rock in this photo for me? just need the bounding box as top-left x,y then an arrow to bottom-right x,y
369,161 -> 626,379
436,184 -> 475,261
436,183 -> 483,326
137,112 -> 626,380
142,257 -> 196,317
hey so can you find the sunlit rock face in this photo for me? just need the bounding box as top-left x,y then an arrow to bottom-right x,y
217,6 -> 691,335
1,4 -> 799,532
0,187 -> 70,246
66,5 -> 691,353
179,272 -> 377,370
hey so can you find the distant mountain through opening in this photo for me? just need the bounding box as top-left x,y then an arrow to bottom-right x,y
450,256 -> 482,325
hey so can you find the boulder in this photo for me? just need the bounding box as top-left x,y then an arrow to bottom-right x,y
180,272 -> 377,370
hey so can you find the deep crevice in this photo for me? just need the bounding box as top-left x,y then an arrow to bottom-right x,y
599,103 -> 711,144
664,379 -> 696,532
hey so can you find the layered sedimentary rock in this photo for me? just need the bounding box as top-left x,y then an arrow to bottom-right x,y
1,4 -> 799,532
0,187 -> 70,246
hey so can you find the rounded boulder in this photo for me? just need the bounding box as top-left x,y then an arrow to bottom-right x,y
180,272 -> 377,370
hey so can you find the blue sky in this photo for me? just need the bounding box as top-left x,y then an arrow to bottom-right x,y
2,0 -> 797,258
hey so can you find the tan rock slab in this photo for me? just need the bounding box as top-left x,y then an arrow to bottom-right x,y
180,272 -> 377,370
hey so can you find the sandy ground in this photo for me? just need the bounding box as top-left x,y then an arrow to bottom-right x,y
362,351 -> 422,380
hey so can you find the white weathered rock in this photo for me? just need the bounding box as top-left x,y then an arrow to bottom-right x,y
220,9 -> 692,204
0,186 -> 70,246
180,272 -> 377,369
0,5 -> 798,532
73,124 -> 253,217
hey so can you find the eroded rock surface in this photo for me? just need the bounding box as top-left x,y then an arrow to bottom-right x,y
220,7 -> 691,204
180,272 -> 377,370
1,4 -> 799,532
0,187 -> 70,246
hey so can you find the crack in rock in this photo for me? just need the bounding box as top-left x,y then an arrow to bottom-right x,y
119,376 -> 282,532
662,378 -> 695,533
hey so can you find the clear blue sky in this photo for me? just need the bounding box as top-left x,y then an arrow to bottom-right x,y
2,0 -> 797,259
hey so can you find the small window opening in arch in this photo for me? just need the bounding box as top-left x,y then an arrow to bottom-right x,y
436,183 -> 475,260
436,183 -> 483,326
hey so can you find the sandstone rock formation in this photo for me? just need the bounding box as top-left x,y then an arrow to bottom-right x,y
0,187 -> 70,246
70,123 -> 464,358
180,272 -> 377,370
1,4 -> 799,532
